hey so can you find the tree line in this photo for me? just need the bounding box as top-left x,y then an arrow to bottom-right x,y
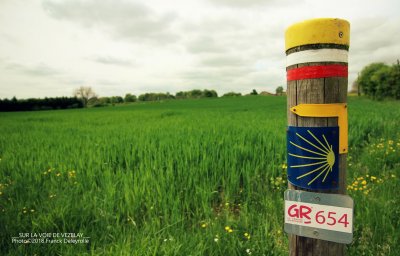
0,89 -> 221,111
0,97 -> 83,112
0,87 -> 281,112
92,89 -> 219,107
357,60 -> 400,100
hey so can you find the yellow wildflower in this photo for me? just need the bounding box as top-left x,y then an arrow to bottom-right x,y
201,223 -> 207,228
68,171 -> 76,178
371,176 -> 377,181
56,173 -> 61,177
361,180 -> 367,185
225,226 -> 233,233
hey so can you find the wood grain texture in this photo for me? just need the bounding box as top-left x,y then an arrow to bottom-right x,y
287,63 -> 348,255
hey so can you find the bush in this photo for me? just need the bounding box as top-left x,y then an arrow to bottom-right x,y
358,61 -> 400,100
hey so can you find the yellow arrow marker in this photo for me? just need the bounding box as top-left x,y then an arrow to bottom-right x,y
290,103 -> 348,154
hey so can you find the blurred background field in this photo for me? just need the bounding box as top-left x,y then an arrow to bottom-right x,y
0,96 -> 399,255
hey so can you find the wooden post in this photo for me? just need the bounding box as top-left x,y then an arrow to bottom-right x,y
285,18 -> 350,255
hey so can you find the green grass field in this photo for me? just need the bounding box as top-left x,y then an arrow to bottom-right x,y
0,96 -> 399,255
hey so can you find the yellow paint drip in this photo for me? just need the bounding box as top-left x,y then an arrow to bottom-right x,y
285,18 -> 350,51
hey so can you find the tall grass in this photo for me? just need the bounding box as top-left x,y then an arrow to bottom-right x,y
0,96 -> 398,255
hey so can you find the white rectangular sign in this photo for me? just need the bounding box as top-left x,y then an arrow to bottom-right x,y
285,200 -> 353,233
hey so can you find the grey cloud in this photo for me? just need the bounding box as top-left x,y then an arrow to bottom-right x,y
182,17 -> 244,35
351,18 -> 400,55
5,62 -> 61,77
182,66 -> 253,81
250,70 -> 284,87
186,35 -> 226,54
2,61 -> 86,93
89,56 -> 135,66
181,67 -> 278,96
207,0 -> 294,8
182,18 -> 285,89
183,15 -> 285,61
200,55 -> 249,67
0,32 -> 21,46
348,17 -> 400,76
43,0 -> 178,43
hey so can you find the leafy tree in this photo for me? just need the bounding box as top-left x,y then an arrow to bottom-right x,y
176,90 -> 217,99
389,60 -> 400,99
110,96 -> 124,104
73,86 -> 97,107
203,89 -> 218,98
124,93 -> 137,103
250,89 -> 258,95
358,63 -> 387,99
223,92 -> 242,97
98,97 -> 111,104
372,65 -> 392,99
358,62 -> 400,100
190,89 -> 203,98
275,86 -> 284,96
175,91 -> 188,99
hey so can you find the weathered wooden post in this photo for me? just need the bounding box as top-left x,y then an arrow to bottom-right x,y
284,18 -> 353,255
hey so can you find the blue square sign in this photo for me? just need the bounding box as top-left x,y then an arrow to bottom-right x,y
287,126 -> 339,190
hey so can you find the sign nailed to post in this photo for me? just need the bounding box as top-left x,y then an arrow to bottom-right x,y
284,190 -> 353,244
290,103 -> 348,154
287,126 -> 339,190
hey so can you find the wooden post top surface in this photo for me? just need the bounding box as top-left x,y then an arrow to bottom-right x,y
285,18 -> 350,51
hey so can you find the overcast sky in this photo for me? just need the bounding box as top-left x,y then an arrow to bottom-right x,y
0,0 -> 399,98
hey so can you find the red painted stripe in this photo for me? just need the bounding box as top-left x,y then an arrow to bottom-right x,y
287,64 -> 348,81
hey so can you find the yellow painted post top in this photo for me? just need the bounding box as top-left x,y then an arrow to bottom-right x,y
285,18 -> 350,51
